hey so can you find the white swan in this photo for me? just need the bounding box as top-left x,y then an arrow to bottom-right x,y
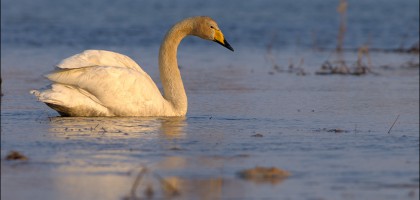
30,16 -> 234,117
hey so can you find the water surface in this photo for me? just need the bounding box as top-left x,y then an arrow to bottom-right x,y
1,0 -> 419,200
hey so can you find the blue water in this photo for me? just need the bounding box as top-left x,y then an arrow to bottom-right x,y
1,0 -> 419,200
2,0 -> 419,49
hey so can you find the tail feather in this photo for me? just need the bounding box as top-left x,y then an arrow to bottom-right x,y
29,84 -> 110,116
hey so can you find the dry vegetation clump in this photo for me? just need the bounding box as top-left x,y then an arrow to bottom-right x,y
5,151 -> 28,161
397,41 -> 420,54
327,128 -> 348,133
251,133 -> 264,137
266,0 -> 416,76
316,45 -> 376,76
316,0 -> 377,76
238,166 -> 290,184
407,42 -> 419,54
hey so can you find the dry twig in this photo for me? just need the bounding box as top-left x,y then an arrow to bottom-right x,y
387,114 -> 400,134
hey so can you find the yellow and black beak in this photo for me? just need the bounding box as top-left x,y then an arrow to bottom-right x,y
215,38 -> 234,52
214,30 -> 234,52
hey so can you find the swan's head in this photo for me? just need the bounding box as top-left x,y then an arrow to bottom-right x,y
191,16 -> 234,52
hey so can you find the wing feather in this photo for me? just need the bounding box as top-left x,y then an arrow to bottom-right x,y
57,50 -> 146,74
45,66 -> 165,116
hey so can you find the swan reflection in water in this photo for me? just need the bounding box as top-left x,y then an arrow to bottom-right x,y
47,117 -> 234,199
45,117 -> 285,199
48,116 -> 187,139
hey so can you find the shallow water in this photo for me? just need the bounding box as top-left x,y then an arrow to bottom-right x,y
1,0 -> 420,200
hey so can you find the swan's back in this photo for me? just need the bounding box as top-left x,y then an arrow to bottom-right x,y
57,50 -> 146,73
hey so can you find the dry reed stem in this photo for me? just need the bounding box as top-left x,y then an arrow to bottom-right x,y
129,167 -> 148,200
387,114 -> 400,134
336,0 -> 347,52
126,166 -> 180,200
153,173 -> 180,197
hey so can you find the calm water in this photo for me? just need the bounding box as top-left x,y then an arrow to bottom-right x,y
2,0 -> 419,49
1,0 -> 419,200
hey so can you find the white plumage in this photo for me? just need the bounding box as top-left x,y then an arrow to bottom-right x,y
31,16 -> 234,117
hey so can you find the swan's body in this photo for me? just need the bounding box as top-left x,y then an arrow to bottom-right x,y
31,16 -> 233,117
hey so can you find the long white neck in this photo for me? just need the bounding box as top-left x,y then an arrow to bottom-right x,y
159,19 -> 193,116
